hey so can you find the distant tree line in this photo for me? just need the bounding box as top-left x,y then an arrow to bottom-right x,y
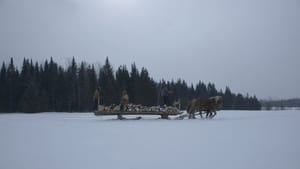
261,98 -> 300,110
0,57 -> 261,113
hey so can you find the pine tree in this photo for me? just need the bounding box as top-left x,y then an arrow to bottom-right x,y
128,63 -> 139,104
173,79 -> 190,108
0,62 -> 8,112
7,58 -> 19,112
19,80 -> 41,113
78,62 -> 94,111
19,59 -> 35,112
235,93 -> 245,110
223,87 -> 233,110
47,57 -> 59,111
65,57 -> 78,112
137,67 -> 157,106
98,57 -> 118,105
116,65 -> 130,92
87,65 -> 98,110
55,66 -> 68,111
207,83 -> 218,97
195,81 -> 208,98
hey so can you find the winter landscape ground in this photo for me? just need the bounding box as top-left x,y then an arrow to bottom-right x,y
1,110 -> 300,169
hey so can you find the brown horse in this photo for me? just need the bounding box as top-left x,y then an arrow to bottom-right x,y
207,96 -> 223,118
187,96 -> 223,119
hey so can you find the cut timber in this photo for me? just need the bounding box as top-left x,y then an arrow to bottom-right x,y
94,110 -> 182,119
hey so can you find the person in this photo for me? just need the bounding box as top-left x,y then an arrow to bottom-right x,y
119,90 -> 129,119
93,87 -> 101,111
160,85 -> 170,107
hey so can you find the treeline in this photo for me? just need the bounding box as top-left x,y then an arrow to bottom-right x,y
261,98 -> 300,110
0,57 -> 261,113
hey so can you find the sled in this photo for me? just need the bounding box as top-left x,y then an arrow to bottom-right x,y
94,104 -> 183,119
94,110 -> 182,119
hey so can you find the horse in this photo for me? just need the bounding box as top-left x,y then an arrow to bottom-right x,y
186,96 -> 223,119
207,96 -> 223,118
187,98 -> 215,119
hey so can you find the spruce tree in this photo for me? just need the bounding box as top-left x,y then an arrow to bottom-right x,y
87,65 -> 98,110
128,63 -> 139,104
137,67 -> 157,106
98,57 -> 118,105
223,87 -> 233,110
116,65 -> 130,92
7,58 -> 19,112
0,62 -> 8,112
65,57 -> 78,112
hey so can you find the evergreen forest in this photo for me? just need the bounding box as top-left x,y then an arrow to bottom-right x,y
0,57 -> 261,113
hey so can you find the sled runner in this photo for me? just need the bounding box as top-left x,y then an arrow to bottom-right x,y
116,116 -> 142,120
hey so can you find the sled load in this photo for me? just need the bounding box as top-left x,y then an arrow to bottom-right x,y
94,104 -> 182,119
93,88 -> 182,119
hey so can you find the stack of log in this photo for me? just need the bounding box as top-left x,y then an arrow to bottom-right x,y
97,104 -> 180,113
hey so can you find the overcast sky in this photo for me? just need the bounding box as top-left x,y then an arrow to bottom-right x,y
0,0 -> 299,99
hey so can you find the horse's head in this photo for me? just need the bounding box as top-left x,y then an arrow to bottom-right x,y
209,96 -> 223,108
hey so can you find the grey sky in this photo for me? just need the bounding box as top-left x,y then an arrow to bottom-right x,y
1,0 -> 300,99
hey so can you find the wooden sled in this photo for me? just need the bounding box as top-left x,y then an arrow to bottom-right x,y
94,110 -> 182,119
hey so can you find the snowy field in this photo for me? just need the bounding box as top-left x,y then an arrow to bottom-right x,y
1,110 -> 300,169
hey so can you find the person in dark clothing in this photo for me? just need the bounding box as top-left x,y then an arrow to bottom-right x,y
120,90 -> 129,112
93,87 -> 101,111
160,85 -> 170,106
118,90 -> 129,120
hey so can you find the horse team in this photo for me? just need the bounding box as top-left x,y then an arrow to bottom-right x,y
186,96 -> 223,119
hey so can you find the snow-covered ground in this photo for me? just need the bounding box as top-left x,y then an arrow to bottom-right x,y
1,110 -> 300,169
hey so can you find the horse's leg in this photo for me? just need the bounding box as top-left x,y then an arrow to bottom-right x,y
199,110 -> 203,118
189,109 -> 193,119
193,108 -> 196,118
207,110 -> 214,119
188,109 -> 194,119
189,108 -> 196,119
188,113 -> 192,119
211,110 -> 217,118
209,110 -> 213,118
208,111 -> 212,119
190,112 -> 195,119
206,110 -> 210,118
193,108 -> 197,119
